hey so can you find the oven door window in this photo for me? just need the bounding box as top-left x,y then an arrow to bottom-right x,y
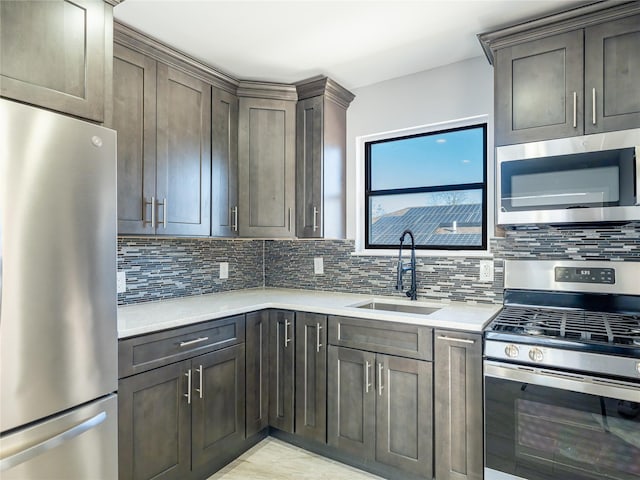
485,376 -> 640,480
499,147 -> 637,212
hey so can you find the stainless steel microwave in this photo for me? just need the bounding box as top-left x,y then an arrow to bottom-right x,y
497,128 -> 640,226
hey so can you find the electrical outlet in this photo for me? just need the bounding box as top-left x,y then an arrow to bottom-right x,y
219,262 -> 229,279
117,271 -> 126,293
314,257 -> 324,275
479,260 -> 494,282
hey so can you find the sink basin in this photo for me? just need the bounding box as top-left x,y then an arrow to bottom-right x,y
353,300 -> 440,316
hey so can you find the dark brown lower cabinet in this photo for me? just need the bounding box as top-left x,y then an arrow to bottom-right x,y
269,310 -> 295,432
294,312 -> 327,443
327,345 -> 433,478
118,360 -> 191,480
119,344 -> 246,480
191,344 -> 246,469
434,331 -> 483,480
246,311 -> 270,436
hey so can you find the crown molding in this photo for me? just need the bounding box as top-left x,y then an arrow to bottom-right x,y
478,1 -> 640,65
236,81 -> 298,101
295,76 -> 355,109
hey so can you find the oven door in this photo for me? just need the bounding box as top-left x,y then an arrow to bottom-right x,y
484,361 -> 640,480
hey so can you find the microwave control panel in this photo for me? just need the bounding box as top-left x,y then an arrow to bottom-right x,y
555,267 -> 615,284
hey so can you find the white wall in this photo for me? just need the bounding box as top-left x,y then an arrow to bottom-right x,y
345,56 -> 494,240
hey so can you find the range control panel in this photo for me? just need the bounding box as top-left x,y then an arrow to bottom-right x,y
555,267 -> 615,284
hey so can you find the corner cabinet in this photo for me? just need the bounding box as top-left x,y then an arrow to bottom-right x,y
434,330 -> 483,480
238,83 -> 297,237
246,310 -> 270,436
295,77 -> 354,238
483,3 -> 640,145
268,310 -> 296,431
113,43 -> 212,236
0,0 -> 113,123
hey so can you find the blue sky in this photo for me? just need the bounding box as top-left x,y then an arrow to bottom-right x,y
369,126 -> 484,191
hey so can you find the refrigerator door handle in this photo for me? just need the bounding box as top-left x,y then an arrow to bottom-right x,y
0,411 -> 106,472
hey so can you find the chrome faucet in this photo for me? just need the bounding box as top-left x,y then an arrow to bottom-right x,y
396,229 -> 417,300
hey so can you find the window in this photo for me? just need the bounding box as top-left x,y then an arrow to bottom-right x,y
365,123 -> 487,250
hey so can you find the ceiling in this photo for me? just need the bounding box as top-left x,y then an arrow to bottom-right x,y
114,0 -> 589,90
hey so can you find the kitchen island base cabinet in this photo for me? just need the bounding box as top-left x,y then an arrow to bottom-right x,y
434,331 -> 483,480
327,345 -> 433,479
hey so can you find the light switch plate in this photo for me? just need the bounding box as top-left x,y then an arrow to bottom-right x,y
219,262 -> 229,279
479,260 -> 494,282
117,271 -> 126,293
314,257 -> 324,275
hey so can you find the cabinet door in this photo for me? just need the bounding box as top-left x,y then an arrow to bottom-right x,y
238,97 -> 296,237
118,361 -> 191,480
294,312 -> 327,443
191,344 -> 246,470
434,331 -> 483,480
585,15 -> 640,134
113,44 -> 157,235
375,354 -> 433,477
296,96 -> 323,238
156,63 -> 212,236
0,0 -> 108,122
246,311 -> 270,436
211,86 -> 239,237
327,346 -> 376,460
495,30 -> 584,145
269,310 -> 295,432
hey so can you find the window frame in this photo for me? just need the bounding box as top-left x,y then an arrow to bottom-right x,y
364,122 -> 488,251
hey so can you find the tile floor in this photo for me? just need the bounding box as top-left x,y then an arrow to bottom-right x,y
207,437 -> 384,480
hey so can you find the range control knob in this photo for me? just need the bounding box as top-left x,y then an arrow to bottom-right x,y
529,348 -> 544,363
504,344 -> 519,358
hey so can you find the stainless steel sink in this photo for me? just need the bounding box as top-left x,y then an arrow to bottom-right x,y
354,301 -> 440,315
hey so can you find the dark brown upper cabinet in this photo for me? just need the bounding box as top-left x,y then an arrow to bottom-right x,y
480,2 -> 640,146
295,77 -> 354,238
0,0 -> 113,123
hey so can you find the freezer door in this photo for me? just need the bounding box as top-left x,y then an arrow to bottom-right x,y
0,394 -> 117,479
0,99 -> 117,431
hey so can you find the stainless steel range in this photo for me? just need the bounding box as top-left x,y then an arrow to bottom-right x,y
483,260 -> 640,480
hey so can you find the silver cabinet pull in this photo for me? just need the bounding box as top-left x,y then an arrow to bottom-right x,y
312,206 -> 318,232
284,319 -> 292,347
572,91 -> 577,128
437,335 -> 475,344
365,361 -> 372,393
179,336 -> 209,347
288,207 -> 292,232
184,370 -> 192,404
635,146 -> 640,206
195,365 -> 203,399
378,362 -> 384,396
0,411 -> 106,472
147,196 -> 156,228
592,88 -> 597,125
232,205 -> 238,232
316,323 -> 323,353
157,198 -> 167,228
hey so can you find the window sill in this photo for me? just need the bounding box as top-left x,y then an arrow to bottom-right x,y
351,248 -> 493,258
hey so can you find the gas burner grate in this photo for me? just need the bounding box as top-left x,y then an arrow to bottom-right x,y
490,306 -> 640,346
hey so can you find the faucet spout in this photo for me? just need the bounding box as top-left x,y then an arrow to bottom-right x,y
397,229 -> 417,300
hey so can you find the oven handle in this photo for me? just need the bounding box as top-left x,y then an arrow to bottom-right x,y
484,361 -> 640,403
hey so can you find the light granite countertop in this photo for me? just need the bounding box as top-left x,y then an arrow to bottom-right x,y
118,288 -> 501,339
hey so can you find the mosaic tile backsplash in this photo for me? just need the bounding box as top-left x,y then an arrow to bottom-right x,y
117,223 -> 639,305
117,238 -> 263,305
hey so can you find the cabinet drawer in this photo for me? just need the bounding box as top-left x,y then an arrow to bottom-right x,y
119,315 -> 245,378
328,316 -> 432,361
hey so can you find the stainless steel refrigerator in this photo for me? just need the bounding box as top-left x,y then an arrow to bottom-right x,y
0,98 -> 118,478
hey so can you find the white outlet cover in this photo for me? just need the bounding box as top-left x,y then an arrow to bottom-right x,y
479,260 -> 494,282
314,257 -> 324,275
117,271 -> 126,293
219,262 -> 229,279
